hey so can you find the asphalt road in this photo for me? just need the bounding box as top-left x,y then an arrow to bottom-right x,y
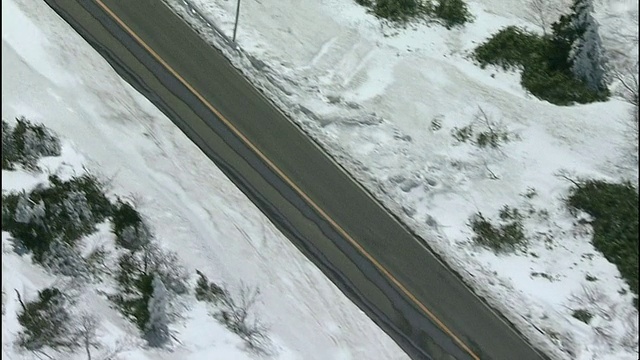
42,1 -> 550,359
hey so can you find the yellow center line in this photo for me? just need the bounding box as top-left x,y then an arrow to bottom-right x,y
92,1 -> 480,358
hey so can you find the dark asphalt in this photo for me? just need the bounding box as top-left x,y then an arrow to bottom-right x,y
42,1 -> 550,359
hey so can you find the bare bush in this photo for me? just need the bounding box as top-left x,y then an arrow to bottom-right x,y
571,284 -> 608,305
73,313 -> 101,360
620,311 -> 639,350
91,337 -> 132,360
525,0 -> 570,35
15,288 -> 78,356
195,270 -> 227,304
570,284 -> 613,320
215,283 -> 270,353
451,107 -> 516,150
141,243 -> 189,295
613,62 -> 639,163
593,323 -> 616,349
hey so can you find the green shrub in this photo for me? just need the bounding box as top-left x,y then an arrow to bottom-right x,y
110,245 -> 188,330
451,124 -> 512,148
571,308 -> 593,324
474,26 -> 546,70
373,0 -> 421,21
520,62 -> 609,105
2,120 -> 16,170
16,288 -> 76,351
358,0 -> 472,26
195,270 -> 227,304
2,117 -> 61,170
452,125 -> 474,143
451,107 -> 514,148
566,180 -> 638,307
431,0 -> 472,29
473,26 -> 609,105
111,200 -> 151,251
109,253 -> 154,331
2,174 -> 112,261
469,208 -> 526,253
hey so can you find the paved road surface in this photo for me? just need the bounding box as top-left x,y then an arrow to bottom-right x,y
43,1 -> 550,359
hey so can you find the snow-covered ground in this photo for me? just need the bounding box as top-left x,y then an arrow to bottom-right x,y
1,0 -> 410,359
2,0 -> 638,359
158,0 -> 638,359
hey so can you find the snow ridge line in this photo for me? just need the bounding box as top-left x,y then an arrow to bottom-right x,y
176,0 -> 234,47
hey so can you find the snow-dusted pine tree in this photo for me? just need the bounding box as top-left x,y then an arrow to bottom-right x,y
16,117 -> 61,159
16,288 -> 76,352
31,200 -> 46,226
63,191 -> 93,227
14,192 -> 33,224
2,120 -> 16,169
42,240 -> 89,279
569,0 -> 607,92
144,275 -> 170,347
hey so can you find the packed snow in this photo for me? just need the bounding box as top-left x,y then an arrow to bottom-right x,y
159,0 -> 639,359
1,0 -> 409,359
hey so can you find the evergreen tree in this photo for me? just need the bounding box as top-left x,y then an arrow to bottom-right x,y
14,117 -> 61,159
551,0 -> 607,91
31,200 -> 46,226
112,201 -> 151,251
63,190 -> 94,228
14,192 -> 34,224
569,0 -> 606,92
144,275 -> 170,347
2,120 -> 16,169
42,240 -> 89,279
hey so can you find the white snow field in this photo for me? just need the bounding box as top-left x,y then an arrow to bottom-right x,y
160,0 -> 639,359
1,0 -> 410,359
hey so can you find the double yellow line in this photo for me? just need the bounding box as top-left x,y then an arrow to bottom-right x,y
91,1 -> 480,358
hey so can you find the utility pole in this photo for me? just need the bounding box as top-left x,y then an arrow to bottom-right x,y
232,0 -> 241,43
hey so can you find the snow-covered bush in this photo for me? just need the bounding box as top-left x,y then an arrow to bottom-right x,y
2,174 -> 112,261
371,0 -> 422,21
358,0 -> 472,27
2,117 -> 61,170
525,0 -> 570,36
16,287 -> 77,353
193,271 -> 269,352
474,26 -> 547,71
2,119 -> 16,170
520,61 -> 607,104
571,308 -> 593,323
143,243 -> 189,295
451,107 -> 515,149
613,63 -> 639,163
111,199 -> 152,251
195,270 -> 227,304
144,275 -> 171,347
566,180 -> 638,308
468,206 -> 527,253
84,245 -> 112,279
563,0 -> 608,92
41,240 -> 90,280
474,0 -> 610,105
110,244 -> 187,332
215,283 -> 269,353
430,0 -> 472,29
110,252 -> 155,331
